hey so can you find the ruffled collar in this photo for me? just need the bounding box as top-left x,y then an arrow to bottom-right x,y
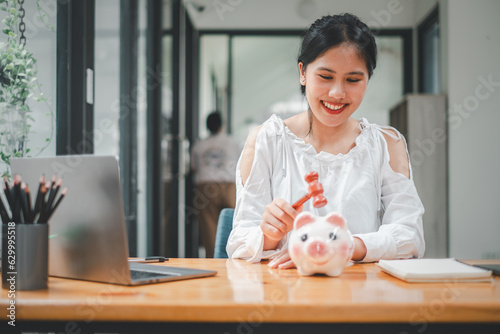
270,114 -> 373,164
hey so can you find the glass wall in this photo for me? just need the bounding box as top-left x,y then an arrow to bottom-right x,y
94,0 -> 120,156
231,36 -> 303,143
199,35 -> 304,145
420,20 -> 440,94
160,34 -> 173,256
199,34 -> 405,146
199,35 -> 229,139
137,0 -> 148,257
358,36 -> 404,125
94,0 -> 156,256
0,1 -> 176,256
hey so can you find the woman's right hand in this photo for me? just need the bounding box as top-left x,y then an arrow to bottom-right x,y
260,198 -> 301,250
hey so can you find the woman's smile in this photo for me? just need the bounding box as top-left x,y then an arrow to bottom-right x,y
321,101 -> 348,115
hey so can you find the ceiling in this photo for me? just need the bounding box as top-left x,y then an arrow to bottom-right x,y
183,0 -> 417,31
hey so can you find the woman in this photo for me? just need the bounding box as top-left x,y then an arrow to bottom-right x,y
227,13 -> 425,268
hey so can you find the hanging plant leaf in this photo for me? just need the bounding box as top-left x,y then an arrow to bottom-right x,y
0,67 -> 10,86
0,0 -> 55,176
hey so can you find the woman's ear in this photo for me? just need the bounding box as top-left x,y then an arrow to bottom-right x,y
298,62 -> 306,85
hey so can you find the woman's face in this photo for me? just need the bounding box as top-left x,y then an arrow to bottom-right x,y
299,43 -> 369,129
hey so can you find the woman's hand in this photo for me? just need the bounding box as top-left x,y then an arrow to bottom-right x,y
352,237 -> 367,261
268,249 -> 296,269
260,198 -> 301,251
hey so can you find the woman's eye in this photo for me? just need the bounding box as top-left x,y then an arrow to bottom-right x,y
319,75 -> 332,80
347,78 -> 361,83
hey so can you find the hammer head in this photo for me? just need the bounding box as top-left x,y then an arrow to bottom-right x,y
304,172 -> 327,208
312,194 -> 327,208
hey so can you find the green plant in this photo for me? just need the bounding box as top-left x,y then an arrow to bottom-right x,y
0,0 -> 54,175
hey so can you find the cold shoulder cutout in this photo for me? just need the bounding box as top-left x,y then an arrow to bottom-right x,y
382,130 -> 411,179
240,125 -> 262,186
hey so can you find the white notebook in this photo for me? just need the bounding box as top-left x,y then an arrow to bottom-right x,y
377,258 -> 493,283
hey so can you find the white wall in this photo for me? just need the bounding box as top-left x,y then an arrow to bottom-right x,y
413,0 -> 439,23
445,0 -> 500,259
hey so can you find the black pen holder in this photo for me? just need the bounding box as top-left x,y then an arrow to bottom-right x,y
2,223 -> 49,290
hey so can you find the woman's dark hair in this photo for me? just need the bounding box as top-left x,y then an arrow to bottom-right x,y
298,13 -> 377,95
207,112 -> 222,135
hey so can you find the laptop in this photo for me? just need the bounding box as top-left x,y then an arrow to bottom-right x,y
11,155 -> 217,285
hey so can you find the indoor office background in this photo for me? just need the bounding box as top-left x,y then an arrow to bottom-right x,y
1,0 -> 499,260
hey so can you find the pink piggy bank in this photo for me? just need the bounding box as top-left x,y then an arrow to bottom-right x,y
289,211 -> 354,277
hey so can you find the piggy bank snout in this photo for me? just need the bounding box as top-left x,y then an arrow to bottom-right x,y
306,240 -> 332,258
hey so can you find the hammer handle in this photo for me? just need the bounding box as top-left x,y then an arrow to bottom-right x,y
292,194 -> 311,210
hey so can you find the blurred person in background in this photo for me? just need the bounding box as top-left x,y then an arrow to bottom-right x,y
191,112 -> 241,257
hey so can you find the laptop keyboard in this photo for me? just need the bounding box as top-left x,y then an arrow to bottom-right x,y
130,269 -> 177,281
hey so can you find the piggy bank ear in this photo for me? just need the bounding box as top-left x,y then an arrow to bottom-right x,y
324,212 -> 346,229
294,212 -> 315,230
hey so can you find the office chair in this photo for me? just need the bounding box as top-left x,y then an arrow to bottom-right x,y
214,208 -> 235,258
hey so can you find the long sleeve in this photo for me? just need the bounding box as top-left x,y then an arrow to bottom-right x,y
354,131 -> 425,262
226,122 -> 288,262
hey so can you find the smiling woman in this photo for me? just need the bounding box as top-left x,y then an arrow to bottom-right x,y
227,13 -> 425,268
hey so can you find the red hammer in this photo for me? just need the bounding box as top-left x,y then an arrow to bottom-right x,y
292,171 -> 327,210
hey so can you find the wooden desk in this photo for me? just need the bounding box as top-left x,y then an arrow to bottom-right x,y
1,259 -> 499,333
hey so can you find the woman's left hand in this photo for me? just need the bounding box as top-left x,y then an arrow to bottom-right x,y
268,249 -> 296,269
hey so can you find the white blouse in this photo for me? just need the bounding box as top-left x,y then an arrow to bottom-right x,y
227,114 -> 425,263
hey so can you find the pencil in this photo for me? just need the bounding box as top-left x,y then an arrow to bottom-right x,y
25,184 -> 33,223
46,188 -> 67,222
20,182 -> 30,224
46,177 -> 62,214
0,191 -> 10,223
3,175 -> 13,209
38,183 -> 48,224
33,175 -> 45,221
12,175 -> 22,223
